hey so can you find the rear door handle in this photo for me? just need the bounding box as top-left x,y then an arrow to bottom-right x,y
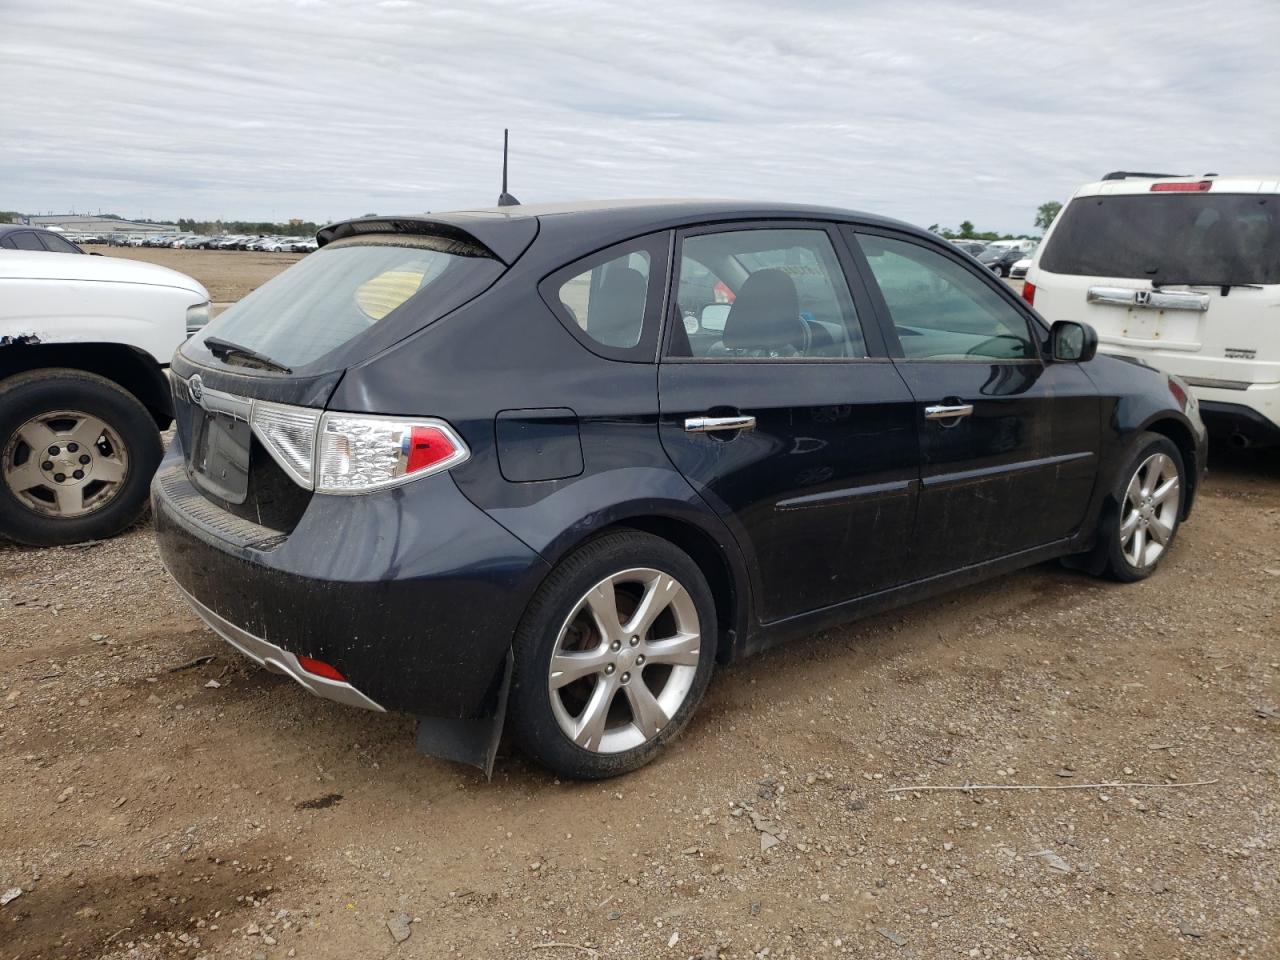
684,415 -> 756,433
923,404 -> 974,421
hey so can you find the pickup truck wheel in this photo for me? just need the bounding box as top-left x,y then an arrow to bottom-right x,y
0,369 -> 162,546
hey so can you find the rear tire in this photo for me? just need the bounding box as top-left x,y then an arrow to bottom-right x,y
1102,432 -> 1185,582
0,369 -> 162,546
508,531 -> 717,779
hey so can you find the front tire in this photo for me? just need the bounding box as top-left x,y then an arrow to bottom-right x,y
508,531 -> 717,779
1103,432 -> 1185,582
0,369 -> 162,546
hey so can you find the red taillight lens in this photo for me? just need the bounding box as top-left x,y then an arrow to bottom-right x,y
297,655 -> 346,682
405,425 -> 460,474
1150,180 -> 1212,192
1021,280 -> 1036,306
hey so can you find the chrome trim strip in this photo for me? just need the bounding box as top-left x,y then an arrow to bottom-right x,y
922,451 -> 1095,489
1182,376 -> 1252,391
776,479 -> 916,512
924,403 -> 974,421
174,584 -> 386,713
1086,286 -> 1210,312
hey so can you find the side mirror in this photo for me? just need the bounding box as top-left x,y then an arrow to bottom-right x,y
1050,320 -> 1097,362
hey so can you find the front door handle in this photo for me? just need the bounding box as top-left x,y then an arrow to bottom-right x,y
684,415 -> 756,433
923,404 -> 974,421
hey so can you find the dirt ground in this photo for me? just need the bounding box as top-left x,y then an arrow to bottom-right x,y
95,248 -> 302,305
1,252 -> 1278,960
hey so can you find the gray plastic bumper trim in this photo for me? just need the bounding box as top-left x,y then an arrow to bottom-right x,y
176,585 -> 386,713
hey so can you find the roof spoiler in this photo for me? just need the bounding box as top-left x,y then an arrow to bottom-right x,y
316,215 -> 537,265
1100,171 -> 1187,181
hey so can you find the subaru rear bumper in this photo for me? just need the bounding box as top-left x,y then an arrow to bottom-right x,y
151,441 -> 551,720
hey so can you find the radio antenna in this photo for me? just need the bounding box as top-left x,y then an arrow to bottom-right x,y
497,129 -> 520,207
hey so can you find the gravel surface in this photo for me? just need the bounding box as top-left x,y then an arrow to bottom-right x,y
1,446 -> 1276,959
2,250 -> 1276,958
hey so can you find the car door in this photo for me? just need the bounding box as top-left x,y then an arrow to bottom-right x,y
846,227 -> 1100,578
657,222 -> 920,624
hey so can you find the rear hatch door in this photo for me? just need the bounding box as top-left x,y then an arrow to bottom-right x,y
170,226 -> 523,526
1031,186 -> 1280,385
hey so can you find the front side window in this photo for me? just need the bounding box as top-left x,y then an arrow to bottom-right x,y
856,234 -> 1037,361
669,228 -> 865,359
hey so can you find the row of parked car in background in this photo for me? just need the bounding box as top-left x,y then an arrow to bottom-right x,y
67,232 -> 318,253
949,237 -> 1038,278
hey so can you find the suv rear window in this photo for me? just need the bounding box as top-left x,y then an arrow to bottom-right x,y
1041,194 -> 1279,286
193,234 -> 503,370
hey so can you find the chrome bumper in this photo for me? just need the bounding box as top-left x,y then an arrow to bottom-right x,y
176,585 -> 386,713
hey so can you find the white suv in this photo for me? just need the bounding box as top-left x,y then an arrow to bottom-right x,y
1025,173 -> 1280,448
0,251 -> 209,545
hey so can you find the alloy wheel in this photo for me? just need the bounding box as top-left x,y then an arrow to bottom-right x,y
547,567 -> 701,754
2,410 -> 129,519
1120,452 -> 1180,568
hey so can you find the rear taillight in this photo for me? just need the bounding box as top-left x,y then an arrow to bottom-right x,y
242,401 -> 468,494
250,401 -> 321,488
1021,280 -> 1036,306
316,414 -> 469,494
1150,180 -> 1212,192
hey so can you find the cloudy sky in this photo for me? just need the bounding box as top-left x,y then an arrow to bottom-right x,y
3,0 -> 1276,233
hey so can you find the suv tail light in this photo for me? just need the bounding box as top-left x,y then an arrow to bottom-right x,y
1021,280 -> 1036,306
1150,180 -> 1212,192
316,414 -> 469,494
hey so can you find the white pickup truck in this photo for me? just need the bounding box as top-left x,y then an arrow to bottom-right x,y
0,251 -> 209,545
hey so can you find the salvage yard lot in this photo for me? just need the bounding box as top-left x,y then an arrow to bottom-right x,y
1,250 -> 1277,960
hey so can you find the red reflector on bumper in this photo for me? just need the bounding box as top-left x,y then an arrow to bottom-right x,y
297,655 -> 346,682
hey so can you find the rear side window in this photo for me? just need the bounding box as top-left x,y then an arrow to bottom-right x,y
192,234 -> 504,370
1041,194 -> 1280,286
556,249 -> 651,348
10,232 -> 44,251
540,233 -> 670,362
669,228 -> 866,359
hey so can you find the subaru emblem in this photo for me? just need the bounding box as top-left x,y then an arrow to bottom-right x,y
188,374 -> 204,405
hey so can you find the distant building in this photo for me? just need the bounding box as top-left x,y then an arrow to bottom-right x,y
28,214 -> 177,235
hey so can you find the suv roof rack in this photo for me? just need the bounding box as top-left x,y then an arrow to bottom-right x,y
1101,171 -> 1187,181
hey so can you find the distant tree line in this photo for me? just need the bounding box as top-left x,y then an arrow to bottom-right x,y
927,201 -> 1064,243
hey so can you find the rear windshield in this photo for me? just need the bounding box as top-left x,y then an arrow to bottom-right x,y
1041,193 -> 1279,286
191,234 -> 502,369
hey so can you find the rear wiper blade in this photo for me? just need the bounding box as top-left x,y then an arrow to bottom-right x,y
202,336 -> 292,374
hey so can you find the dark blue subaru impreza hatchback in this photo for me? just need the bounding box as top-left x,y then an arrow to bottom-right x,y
153,200 -> 1205,778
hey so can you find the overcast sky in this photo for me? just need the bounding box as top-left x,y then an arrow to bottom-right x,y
2,0 -> 1277,233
